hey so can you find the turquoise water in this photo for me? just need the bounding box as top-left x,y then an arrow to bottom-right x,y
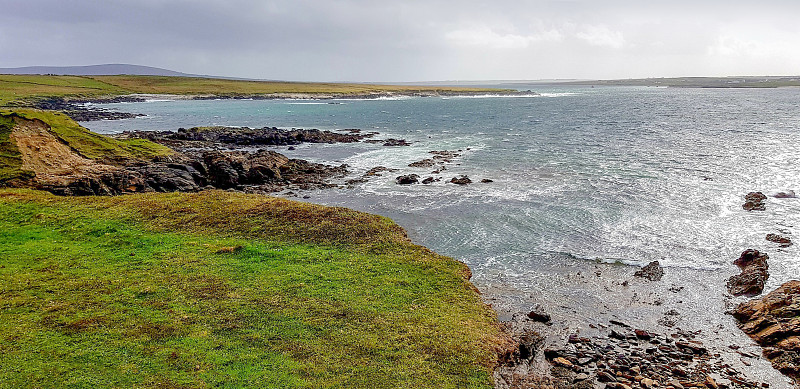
84,86 -> 800,294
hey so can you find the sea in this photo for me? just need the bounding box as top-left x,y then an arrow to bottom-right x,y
83,85 -> 800,385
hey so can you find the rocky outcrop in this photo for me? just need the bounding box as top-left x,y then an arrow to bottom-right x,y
128,126 -> 370,148
731,280 -> 800,383
6,116 -> 348,196
743,192 -> 767,211
32,97 -> 144,121
634,261 -> 664,281
408,159 -> 436,168
727,249 -> 769,296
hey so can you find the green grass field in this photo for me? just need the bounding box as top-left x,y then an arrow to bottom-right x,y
0,74 -> 509,106
0,189 -> 508,388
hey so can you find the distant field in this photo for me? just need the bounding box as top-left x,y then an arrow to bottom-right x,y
0,74 -> 510,106
559,76 -> 800,88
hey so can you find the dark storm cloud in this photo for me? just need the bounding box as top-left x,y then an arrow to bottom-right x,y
1,0 -> 799,81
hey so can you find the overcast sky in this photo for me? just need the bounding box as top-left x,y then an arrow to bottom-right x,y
2,0 -> 799,82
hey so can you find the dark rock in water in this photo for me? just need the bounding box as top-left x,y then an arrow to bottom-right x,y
129,125 -> 369,148
766,233 -> 793,247
287,146 -> 296,151
743,191 -> 767,211
450,175 -> 472,185
364,166 -> 390,177
774,190 -> 796,198
634,261 -> 664,281
382,138 -> 411,146
526,305 -> 551,323
731,280 -> 800,382
32,97 -> 144,121
365,138 -> 411,146
421,177 -> 435,184
408,159 -> 436,168
480,178 -> 494,183
395,174 -> 419,185
727,249 -> 769,296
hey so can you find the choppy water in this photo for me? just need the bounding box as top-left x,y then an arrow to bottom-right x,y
85,86 -> 800,291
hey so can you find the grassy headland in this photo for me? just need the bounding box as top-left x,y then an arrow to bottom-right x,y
0,109 -> 172,183
0,98 -> 510,387
0,189 -> 509,388
0,74 -> 513,106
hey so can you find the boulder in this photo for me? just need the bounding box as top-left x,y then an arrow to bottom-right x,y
450,175 -> 472,185
634,261 -> 664,281
526,305 -> 551,323
395,174 -> 419,185
727,249 -> 769,296
743,192 -> 767,211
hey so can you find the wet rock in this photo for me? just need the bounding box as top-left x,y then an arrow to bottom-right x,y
450,175 -> 472,185
731,280 -> 800,383
364,166 -> 390,177
395,174 -> 419,185
727,249 -> 769,296
773,190 -> 796,199
421,177 -> 435,184
634,261 -> 664,281
480,178 -> 494,183
743,192 -> 767,211
408,159 -> 436,168
526,305 -> 551,323
365,138 -> 411,146
766,233 -> 793,247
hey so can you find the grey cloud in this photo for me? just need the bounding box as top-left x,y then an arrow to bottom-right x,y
1,0 -> 799,81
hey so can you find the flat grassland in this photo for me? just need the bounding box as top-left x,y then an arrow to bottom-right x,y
0,189 -> 508,388
0,74 -> 510,106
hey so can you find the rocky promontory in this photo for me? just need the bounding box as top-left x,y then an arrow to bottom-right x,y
732,280 -> 800,384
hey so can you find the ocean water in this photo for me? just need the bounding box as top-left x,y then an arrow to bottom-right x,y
85,86 -> 800,288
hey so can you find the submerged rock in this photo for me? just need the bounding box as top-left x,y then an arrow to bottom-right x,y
731,280 -> 800,382
766,233 -> 793,247
743,191 -> 767,211
727,249 -> 769,296
634,261 -> 664,281
774,190 -> 796,199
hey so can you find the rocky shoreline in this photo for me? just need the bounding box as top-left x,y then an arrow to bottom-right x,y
489,191 -> 799,388
29,89 -> 532,122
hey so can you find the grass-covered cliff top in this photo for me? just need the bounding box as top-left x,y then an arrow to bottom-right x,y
0,74 -> 512,106
0,189 -> 509,388
0,109 -> 172,182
